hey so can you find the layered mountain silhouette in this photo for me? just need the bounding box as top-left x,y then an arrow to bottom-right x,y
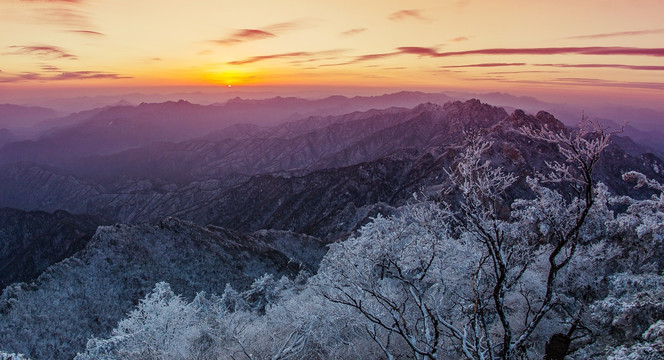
1,98 -> 663,358
1,99 -> 662,242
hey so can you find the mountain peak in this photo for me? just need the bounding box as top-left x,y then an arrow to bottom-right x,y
413,102 -> 444,113
504,109 -> 566,131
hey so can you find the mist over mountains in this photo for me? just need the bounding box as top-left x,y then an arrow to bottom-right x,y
1,92 -> 663,359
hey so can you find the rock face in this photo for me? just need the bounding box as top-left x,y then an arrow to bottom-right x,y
0,217 -> 325,360
0,100 -> 662,241
0,208 -> 105,290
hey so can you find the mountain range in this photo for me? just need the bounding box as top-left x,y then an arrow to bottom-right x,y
0,96 -> 663,359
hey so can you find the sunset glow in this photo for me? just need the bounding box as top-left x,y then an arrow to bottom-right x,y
1,0 -> 663,105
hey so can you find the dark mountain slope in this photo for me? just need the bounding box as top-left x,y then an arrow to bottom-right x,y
0,218 -> 324,360
0,208 -> 105,290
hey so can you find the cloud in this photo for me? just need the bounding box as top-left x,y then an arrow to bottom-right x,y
535,63 -> 664,71
341,28 -> 367,36
51,71 -> 130,80
388,9 -> 429,21
214,20 -> 306,46
450,36 -> 469,42
346,46 -> 664,64
66,29 -> 104,36
485,70 -> 561,75
398,47 -> 441,56
553,78 -> 664,90
467,76 -> 664,91
0,70 -> 130,83
262,20 -> 306,33
228,52 -> 312,65
214,29 -> 275,45
566,28 -> 664,40
228,49 -> 346,65
40,64 -> 61,71
456,0 -> 470,8
20,0 -> 85,3
441,62 -> 526,68
8,45 -> 77,59
35,7 -> 93,28
429,46 -> 664,57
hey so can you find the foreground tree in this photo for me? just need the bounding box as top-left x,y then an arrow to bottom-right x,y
77,119 -> 664,359
320,121 -> 616,359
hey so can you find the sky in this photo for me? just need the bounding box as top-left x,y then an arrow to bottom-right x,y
1,0 -> 663,107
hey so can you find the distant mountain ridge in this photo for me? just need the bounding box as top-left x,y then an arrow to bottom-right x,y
0,104 -> 58,130
1,99 -> 661,241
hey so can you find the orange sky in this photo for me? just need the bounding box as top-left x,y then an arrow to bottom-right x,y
1,0 -> 663,106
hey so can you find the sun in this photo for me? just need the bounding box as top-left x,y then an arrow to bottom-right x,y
203,67 -> 257,86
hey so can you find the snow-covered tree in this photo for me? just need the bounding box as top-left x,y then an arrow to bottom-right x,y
76,118 -> 664,360
319,121 -> 617,359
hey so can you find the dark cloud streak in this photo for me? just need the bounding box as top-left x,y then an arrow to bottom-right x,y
343,46 -> 664,65
228,49 -> 347,65
0,70 -> 130,83
66,29 -> 104,36
441,62 -> 526,68
214,29 -> 275,45
388,9 -> 429,21
566,28 -> 664,40
535,63 -> 664,71
228,52 -> 313,65
341,28 -> 367,36
450,36 -> 469,42
20,0 -> 84,3
8,45 -> 77,59
214,20 -> 306,46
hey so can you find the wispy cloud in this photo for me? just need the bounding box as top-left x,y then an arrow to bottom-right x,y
8,45 -> 77,59
344,46 -> 664,64
0,70 -> 130,83
15,0 -> 98,31
465,76 -> 664,91
66,29 -> 104,36
228,49 -> 346,65
486,70 -> 561,75
552,77 -> 664,91
228,52 -> 312,65
35,7 -> 93,28
262,21 -> 306,33
20,0 -> 85,3
214,29 -> 275,45
341,28 -> 367,36
40,64 -> 61,71
456,0 -> 470,9
214,20 -> 306,46
388,9 -> 429,21
566,28 -> 664,40
441,62 -> 526,68
450,36 -> 469,42
535,63 -> 664,71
